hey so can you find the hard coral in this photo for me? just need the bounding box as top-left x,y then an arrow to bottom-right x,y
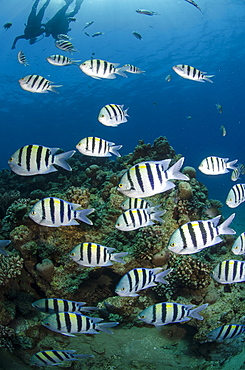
0,254 -> 24,286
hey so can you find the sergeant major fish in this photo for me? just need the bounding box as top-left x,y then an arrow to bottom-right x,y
121,197 -> 161,212
32,298 -> 98,314
8,145 -> 75,176
70,242 -> 128,267
212,260 -> 245,284
76,137 -> 122,157
47,55 -> 81,66
0,240 -> 10,256
98,104 -> 129,127
55,40 -> 78,53
232,232 -> 245,255
115,267 -> 172,297
19,75 -> 62,93
172,64 -> 214,83
17,51 -> 28,66
198,156 -> 238,175
118,64 -> 145,74
226,184 -> 245,208
79,59 -> 127,79
42,312 -> 119,336
115,208 -> 165,231
30,350 -> 93,367
57,33 -> 71,40
138,302 -> 209,326
167,214 -> 236,254
135,9 -> 160,16
231,164 -> 245,181
29,197 -> 94,227
118,157 -> 189,198
206,324 -> 245,342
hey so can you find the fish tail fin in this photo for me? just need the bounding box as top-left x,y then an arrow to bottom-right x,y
150,210 -> 165,223
189,303 -> 209,320
96,322 -> 119,334
115,68 -> 128,78
76,208 -> 95,225
203,75 -> 214,83
227,159 -> 238,170
48,84 -> 63,93
218,213 -> 236,235
167,157 -> 189,181
148,204 -> 162,213
54,150 -> 76,171
109,145 -> 123,157
72,60 -> 82,65
155,268 -> 173,284
110,252 -> 128,264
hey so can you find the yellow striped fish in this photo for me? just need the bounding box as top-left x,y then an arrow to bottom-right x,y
98,104 -> 129,127
207,324 -> 245,342
32,298 -> 97,313
79,59 -> 127,79
19,74 -> 62,93
30,350 -> 93,366
76,137 -> 122,157
172,64 -> 214,83
212,260 -> 245,284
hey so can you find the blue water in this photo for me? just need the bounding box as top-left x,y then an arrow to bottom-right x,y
0,0 -> 245,225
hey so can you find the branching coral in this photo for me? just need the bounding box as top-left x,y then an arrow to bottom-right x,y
0,254 -> 24,286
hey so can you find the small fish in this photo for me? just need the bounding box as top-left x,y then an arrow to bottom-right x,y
82,21 -> 94,31
132,31 -> 143,40
118,64 -> 145,74
231,163 -> 245,181
0,240 -> 10,256
115,209 -> 165,231
212,260 -> 245,284
57,33 -> 71,40
79,59 -> 127,79
138,302 -> 209,327
19,75 -> 62,94
67,17 -> 76,22
42,312 -> 119,336
184,0 -> 202,13
30,350 -> 93,366
121,198 -> 161,212
226,184 -> 245,208
220,125 -> 226,136
98,104 -> 129,127
91,32 -> 104,37
216,104 -> 223,113
8,145 -> 75,176
118,158 -> 188,198
55,40 -> 78,53
115,268 -> 172,297
3,22 -> 12,30
29,197 -> 94,227
47,55 -> 81,66
167,214 -> 236,254
17,51 -> 29,66
186,115 -> 192,120
172,65 -> 214,83
135,9 -> 160,16
76,137 -> 122,157
70,242 -> 128,267
232,232 -> 245,255
165,74 -> 172,82
84,32 -> 90,37
206,325 -> 245,342
32,298 -> 97,314
198,156 -> 238,175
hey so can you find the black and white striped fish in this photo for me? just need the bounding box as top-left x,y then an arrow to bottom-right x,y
30,350 -> 93,366
79,59 -> 127,79
232,232 -> 245,255
98,104 -> 129,127
0,240 -> 10,256
138,302 -> 209,327
121,197 -> 161,212
207,324 -> 245,342
226,183 -> 245,208
57,33 -> 71,40
118,64 -> 145,74
32,298 -> 98,314
55,40 -> 78,53
199,156 -> 238,175
115,267 -> 172,297
118,157 -> 189,198
29,197 -> 94,227
70,242 -> 128,267
42,312 -> 119,336
76,137 -> 122,157
115,208 -> 165,231
167,214 -> 236,254
17,50 -> 28,66
47,54 -> 81,66
212,260 -> 245,284
172,64 -> 214,83
8,145 -> 75,176
18,74 -> 62,93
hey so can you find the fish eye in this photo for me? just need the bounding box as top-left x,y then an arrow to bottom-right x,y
139,315 -> 145,319
9,157 -> 13,162
170,243 -> 175,247
118,183 -> 123,188
70,253 -> 75,256
31,211 -> 36,215
121,287 -> 125,291
101,114 -> 104,117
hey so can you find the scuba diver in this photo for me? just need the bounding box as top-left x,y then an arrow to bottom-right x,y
11,0 -> 50,49
44,0 -> 84,40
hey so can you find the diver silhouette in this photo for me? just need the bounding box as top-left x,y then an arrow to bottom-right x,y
11,0 -> 50,49
44,0 -> 84,40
